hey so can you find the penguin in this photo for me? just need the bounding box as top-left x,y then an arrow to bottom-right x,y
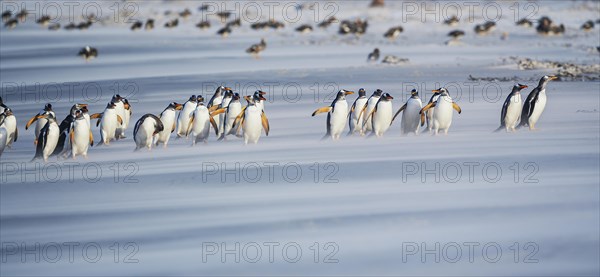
145,19 -> 154,30
25,103 -> 54,144
188,96 -> 220,145
48,23 -> 60,30
364,93 -> 394,137
419,88 -> 462,135
54,104 -> 87,156
494,84 -> 528,132
37,15 -> 51,26
516,18 -> 533,27
392,89 -> 423,135
246,38 -> 266,55
131,21 -> 142,30
176,95 -> 197,138
69,109 -> 94,159
0,111 -> 7,157
296,24 -> 313,33
581,20 -> 594,31
424,89 -> 442,133
122,98 -> 132,138
78,46 -> 98,60
217,90 -> 234,137
447,30 -> 465,40
384,26 -> 403,39
110,95 -> 128,139
5,18 -> 17,29
165,18 -> 178,28
518,75 -> 558,130
347,88 -> 368,135
0,96 -> 6,113
0,107 -> 17,148
219,93 -> 243,140
179,8 -> 192,19
93,102 -> 123,145
312,89 -> 354,140
233,95 -> 270,144
31,113 -> 59,162
207,86 -> 231,134
367,48 -> 380,62
155,102 -> 182,147
358,89 -> 383,132
217,25 -> 232,37
444,15 -> 459,26
134,114 -> 164,151
1,10 -> 11,23
196,20 -> 210,29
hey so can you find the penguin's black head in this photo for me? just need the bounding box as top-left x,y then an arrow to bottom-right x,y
75,109 -> 84,119
169,102 -> 183,110
107,102 -> 116,109
4,108 -> 13,116
44,103 -> 53,111
410,89 -> 419,97
189,95 -> 197,102
374,89 -> 383,97
540,75 -> 558,85
233,93 -> 240,100
112,94 -> 123,102
337,89 -> 354,99
224,90 -> 233,98
514,84 -> 528,91
253,91 -> 267,101
196,95 -> 205,103
374,48 -> 379,54
382,93 -> 394,101
432,88 -> 446,95
358,88 -> 366,97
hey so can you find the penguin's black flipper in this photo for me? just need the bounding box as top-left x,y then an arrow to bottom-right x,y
32,123 -> 49,161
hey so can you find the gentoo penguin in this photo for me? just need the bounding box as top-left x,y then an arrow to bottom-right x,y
364,93 -> 394,137
179,8 -> 192,19
296,24 -> 313,33
312,90 -> 354,140
5,18 -> 17,29
54,104 -> 87,156
246,38 -> 266,55
392,89 -> 423,135
1,11 -> 11,22
110,95 -> 128,139
131,21 -> 142,30
94,102 -> 123,145
518,75 -> 558,130
0,107 -> 17,148
217,25 -> 232,37
188,96 -> 220,145
424,89 -> 442,133
207,86 -> 231,134
0,112 -> 7,157
494,84 -> 528,132
69,109 -> 94,159
78,46 -> 98,60
165,18 -> 178,28
219,93 -> 243,140
217,90 -> 234,137
233,95 -> 270,144
367,48 -> 380,62
419,88 -> 462,135
474,21 -> 496,35
155,102 -> 182,147
358,89 -> 383,132
196,20 -> 210,29
48,23 -> 60,30
37,15 -> 51,26
145,19 -> 154,30
347,88 -> 368,135
581,20 -> 594,31
133,114 -> 164,151
516,18 -> 533,27
25,103 -> 54,144
122,98 -> 132,137
384,26 -> 403,39
31,113 -> 59,162
444,15 -> 459,26
176,95 -> 197,138
448,30 -> 465,40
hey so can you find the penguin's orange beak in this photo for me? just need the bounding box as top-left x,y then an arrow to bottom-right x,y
224,87 -> 232,90
386,95 -> 394,100
549,76 -> 558,81
344,91 -> 354,95
259,91 -> 267,95
432,89 -> 440,93
519,85 -> 528,89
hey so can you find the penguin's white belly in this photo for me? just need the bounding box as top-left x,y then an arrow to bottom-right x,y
528,92 -> 546,126
72,122 -> 89,156
123,109 -> 131,129
2,116 -> 16,146
135,120 -> 156,148
0,127 -> 7,156
35,118 -> 48,138
100,110 -> 118,143
243,107 -> 262,144
401,99 -> 422,134
177,104 -> 195,136
157,111 -> 176,144
504,95 -> 522,129
43,124 -> 59,159
330,101 -> 348,138
114,102 -> 125,136
191,108 -> 211,142
426,95 -> 440,129
372,102 -> 392,136
351,98 -> 368,130
364,98 -> 378,131
224,103 -> 242,135
433,98 -> 453,131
